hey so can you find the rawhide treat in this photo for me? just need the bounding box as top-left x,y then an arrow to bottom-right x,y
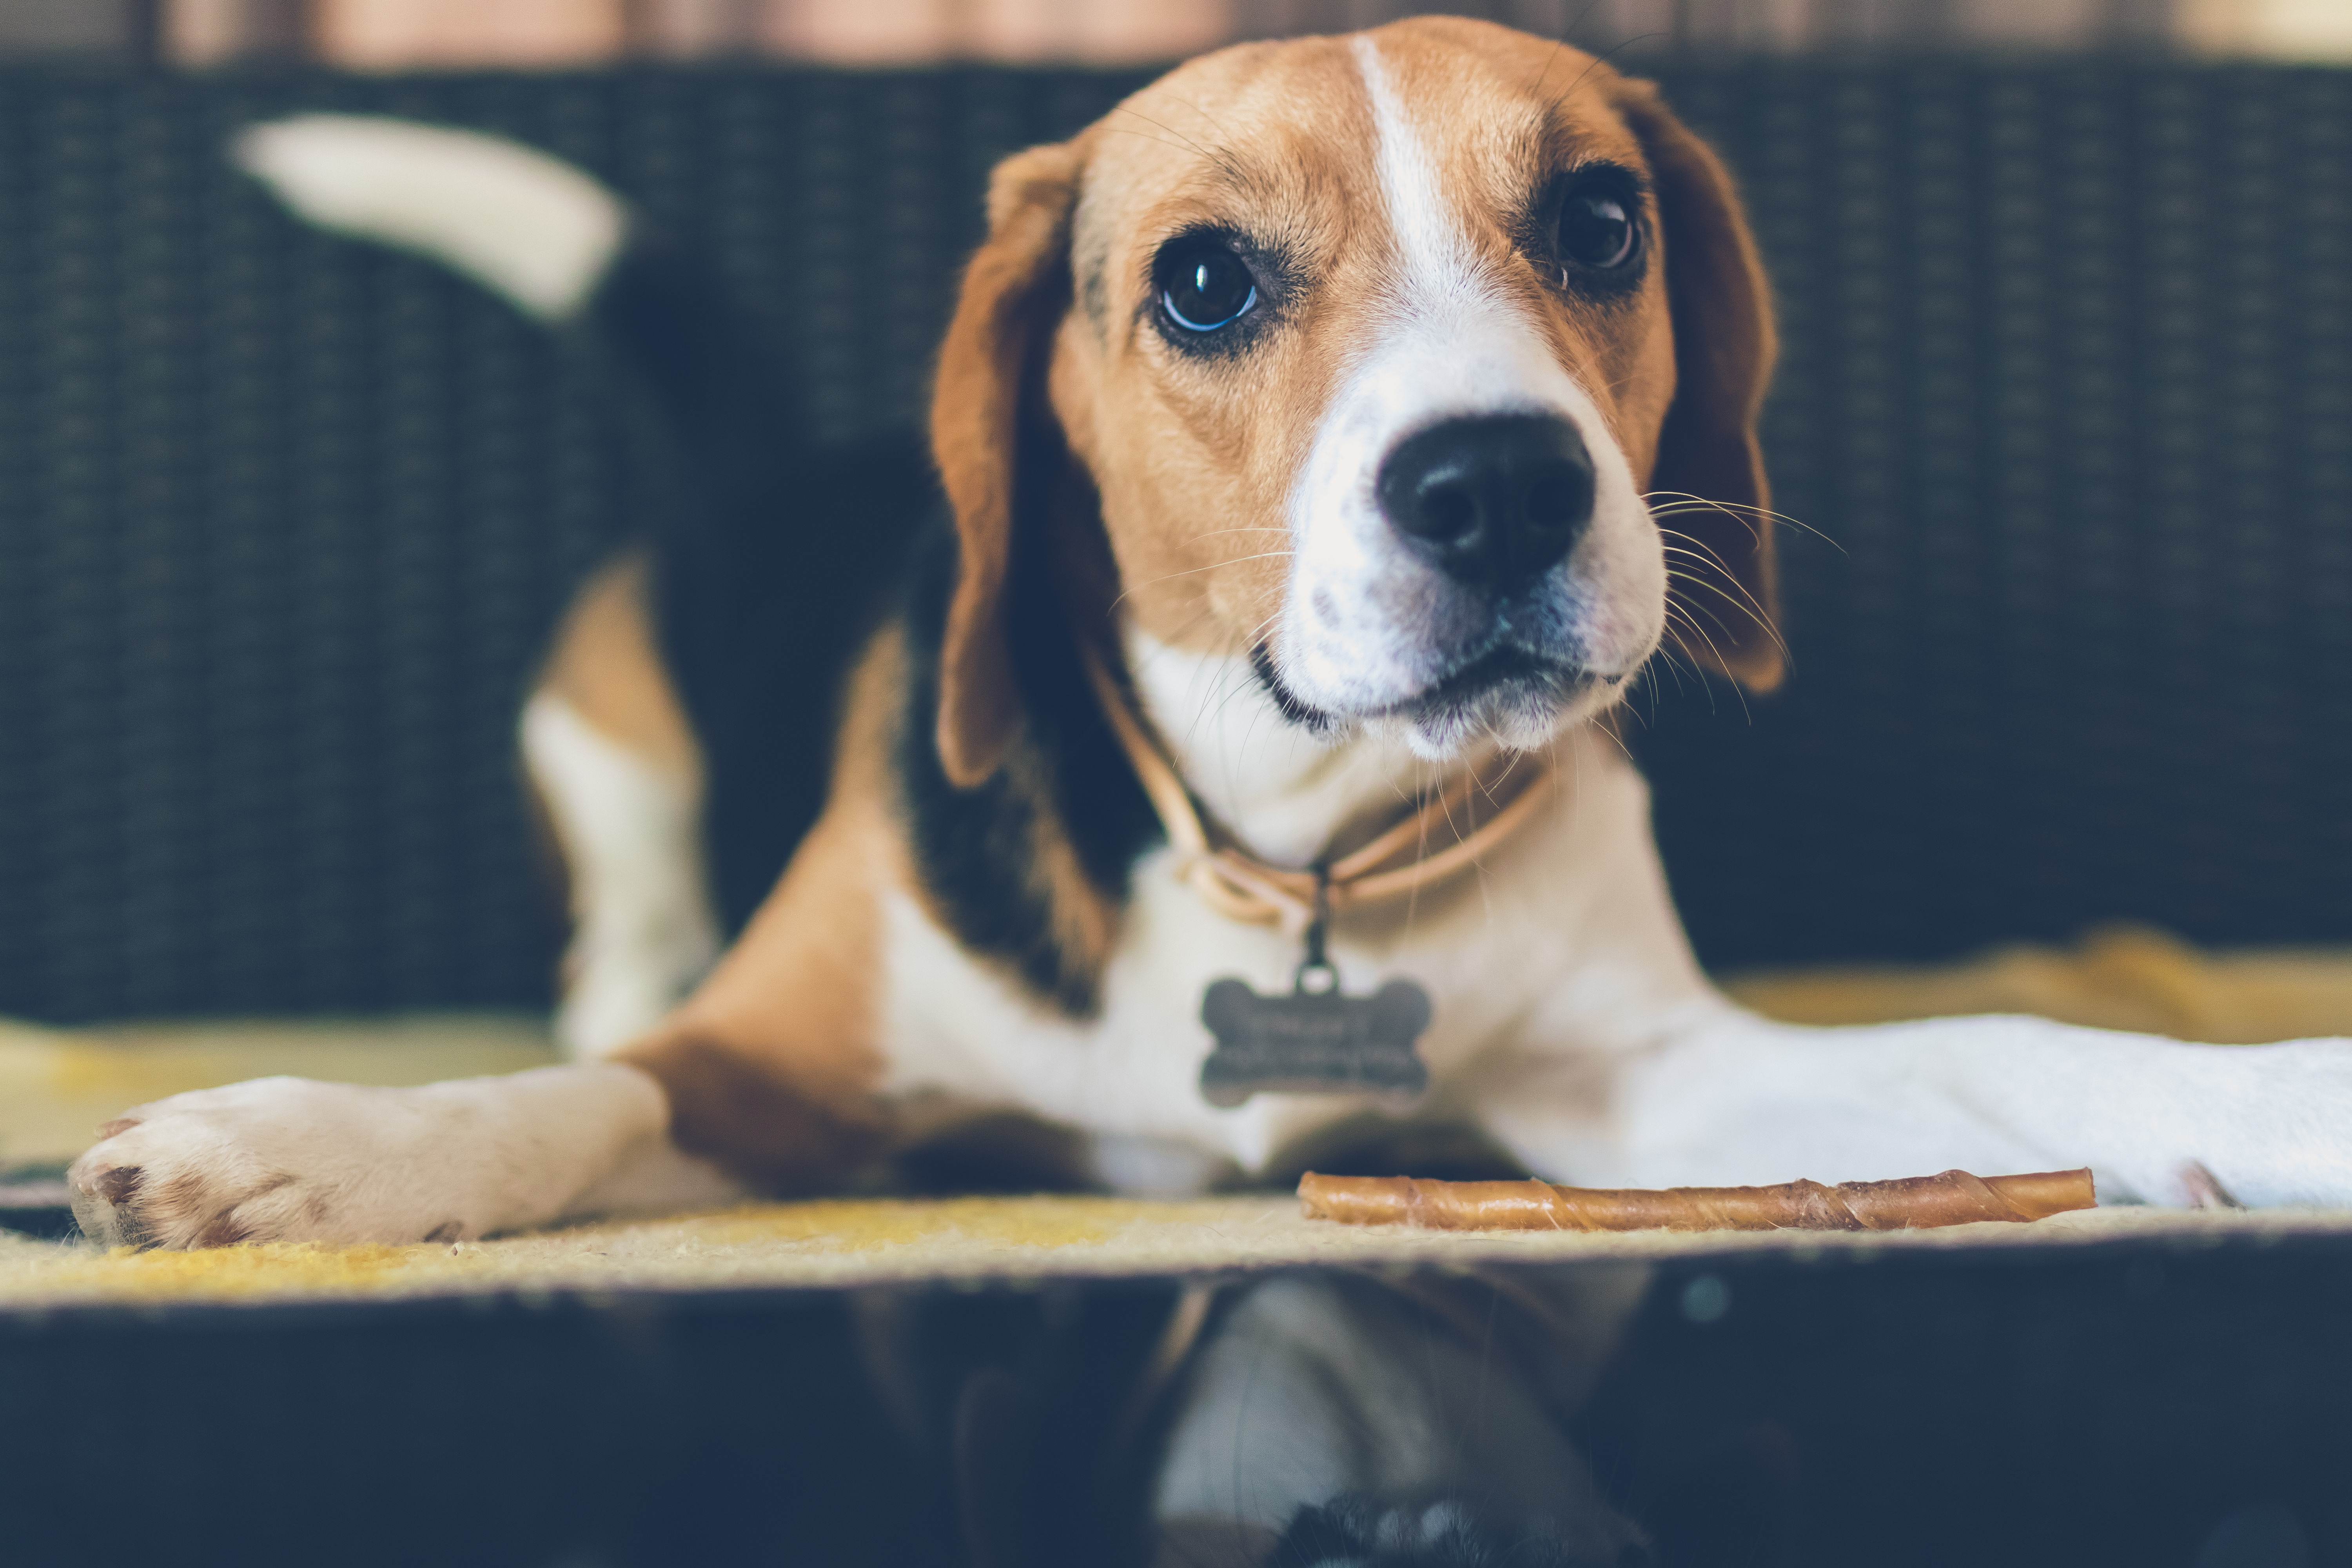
1297,1167 -> 2096,1232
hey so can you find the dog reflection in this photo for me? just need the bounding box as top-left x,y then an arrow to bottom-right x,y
882,1261 -> 1660,1567
1147,1269 -> 1652,1567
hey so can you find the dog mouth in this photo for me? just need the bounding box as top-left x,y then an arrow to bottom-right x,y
1252,640 -> 1597,731
1381,644 -> 1589,718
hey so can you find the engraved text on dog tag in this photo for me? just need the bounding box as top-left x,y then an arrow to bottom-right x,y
1198,972 -> 1434,1107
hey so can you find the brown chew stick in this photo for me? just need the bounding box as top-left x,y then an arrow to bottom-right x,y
1297,1168 -> 2096,1232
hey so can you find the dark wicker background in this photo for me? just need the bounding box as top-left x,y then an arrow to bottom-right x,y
1,61 -> 2348,1022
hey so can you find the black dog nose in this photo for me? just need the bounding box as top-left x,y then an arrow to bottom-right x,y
1377,413 -> 1595,593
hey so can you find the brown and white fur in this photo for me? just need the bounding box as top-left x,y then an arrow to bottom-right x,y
69,18 -> 2352,1257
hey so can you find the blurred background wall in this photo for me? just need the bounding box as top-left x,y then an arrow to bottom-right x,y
0,0 -> 2346,68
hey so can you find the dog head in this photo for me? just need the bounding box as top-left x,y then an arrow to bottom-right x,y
930,16 -> 1777,785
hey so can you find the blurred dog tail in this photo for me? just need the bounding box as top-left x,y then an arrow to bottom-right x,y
232,115 -> 929,937
230,114 -> 801,489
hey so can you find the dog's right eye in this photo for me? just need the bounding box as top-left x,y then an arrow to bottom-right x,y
1158,243 -> 1258,334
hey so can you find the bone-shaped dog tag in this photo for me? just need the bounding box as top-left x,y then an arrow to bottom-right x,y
1197,970 -> 1432,1108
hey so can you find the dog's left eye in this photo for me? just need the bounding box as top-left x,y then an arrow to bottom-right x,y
1559,190 -> 1639,273
1159,244 -> 1258,333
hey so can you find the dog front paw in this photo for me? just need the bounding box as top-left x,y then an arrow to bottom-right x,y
65,1077 -> 463,1249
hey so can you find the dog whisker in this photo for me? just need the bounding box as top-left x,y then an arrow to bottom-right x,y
1665,571 -> 1759,639
1543,29 -> 1668,121
1109,551 -> 1297,612
1660,566 -> 1788,671
1097,127 -> 1215,162
1658,533 -> 1792,664
1644,490 -> 1842,552
1658,601 -> 1751,721
1107,105 -> 1249,190
1661,566 -> 1785,670
1661,580 -> 1754,659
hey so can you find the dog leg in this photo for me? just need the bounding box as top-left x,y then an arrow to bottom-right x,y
1478,1009 -> 2352,1207
524,691 -> 720,1058
65,1063 -> 736,1248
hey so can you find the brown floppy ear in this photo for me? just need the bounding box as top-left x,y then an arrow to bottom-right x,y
928,137 -> 1087,786
1612,79 -> 1784,691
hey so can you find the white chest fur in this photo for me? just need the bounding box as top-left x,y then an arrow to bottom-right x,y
873,696 -> 1720,1185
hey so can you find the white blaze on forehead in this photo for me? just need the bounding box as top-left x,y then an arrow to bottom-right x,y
1271,35 -> 1661,734
1353,34 -> 1493,320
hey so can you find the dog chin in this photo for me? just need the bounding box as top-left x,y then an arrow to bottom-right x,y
1365,679 -> 1584,759
1366,655 -> 1616,760
1260,637 -> 1630,760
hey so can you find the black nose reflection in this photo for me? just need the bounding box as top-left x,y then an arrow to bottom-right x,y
1377,412 -> 1596,593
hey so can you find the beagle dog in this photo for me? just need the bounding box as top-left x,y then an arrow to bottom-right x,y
67,16 -> 2352,1252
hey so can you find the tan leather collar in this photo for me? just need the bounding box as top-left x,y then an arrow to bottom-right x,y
1082,642 -> 1557,936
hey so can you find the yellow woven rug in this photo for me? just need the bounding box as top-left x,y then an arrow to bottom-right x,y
8,922 -> 2352,1308
5,1195 -> 2350,1308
